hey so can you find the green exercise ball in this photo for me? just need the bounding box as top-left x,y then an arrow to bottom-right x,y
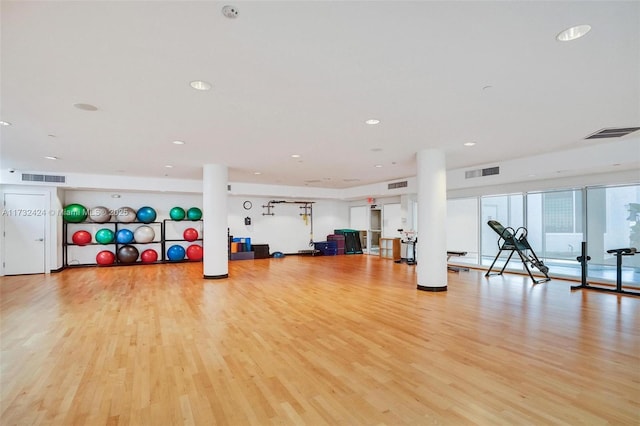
63,203 -> 88,223
95,228 -> 115,244
187,207 -> 202,221
169,207 -> 186,221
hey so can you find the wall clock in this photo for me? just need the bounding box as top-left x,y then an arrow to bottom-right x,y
243,201 -> 252,210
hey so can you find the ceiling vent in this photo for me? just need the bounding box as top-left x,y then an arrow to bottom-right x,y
22,173 -> 66,183
465,166 -> 500,179
585,127 -> 640,139
388,180 -> 408,189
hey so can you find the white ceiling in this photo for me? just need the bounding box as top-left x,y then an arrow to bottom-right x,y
1,1 -> 639,189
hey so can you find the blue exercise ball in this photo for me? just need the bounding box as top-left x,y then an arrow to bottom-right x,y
136,206 -> 157,223
273,251 -> 285,258
167,244 -> 186,261
116,229 -> 134,244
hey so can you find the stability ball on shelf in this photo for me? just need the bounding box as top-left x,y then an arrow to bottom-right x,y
116,206 -> 137,223
169,207 -> 186,221
167,245 -> 186,261
183,228 -> 198,242
63,203 -> 88,223
140,249 -> 158,263
117,245 -> 139,263
95,228 -> 115,244
72,230 -> 92,246
136,206 -> 157,223
96,250 -> 116,265
89,206 -> 111,223
187,207 -> 202,221
186,244 -> 203,261
134,225 -> 155,243
116,229 -> 134,244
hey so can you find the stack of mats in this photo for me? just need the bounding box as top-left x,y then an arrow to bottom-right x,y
313,241 -> 338,256
327,234 -> 345,255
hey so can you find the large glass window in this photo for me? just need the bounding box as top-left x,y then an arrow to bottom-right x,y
480,194 -> 524,269
446,198 -> 478,264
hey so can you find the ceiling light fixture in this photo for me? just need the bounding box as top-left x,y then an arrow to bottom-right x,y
374,164 -> 383,168
464,142 -> 477,147
190,80 -> 212,91
111,194 -> 121,198
172,140 -> 185,145
556,24 -> 592,41
73,103 -> 98,111
165,165 -> 173,168
253,171 -> 262,175
0,120 -> 11,126
365,119 -> 380,125
291,154 -> 301,158
44,156 -> 58,160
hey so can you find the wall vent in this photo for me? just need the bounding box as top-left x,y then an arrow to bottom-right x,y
388,180 -> 408,189
585,127 -> 640,139
465,166 -> 500,179
22,173 -> 66,183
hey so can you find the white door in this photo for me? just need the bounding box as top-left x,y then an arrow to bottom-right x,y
3,193 -> 47,275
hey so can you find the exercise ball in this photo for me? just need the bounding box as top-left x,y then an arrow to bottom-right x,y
134,225 -> 155,243
187,207 -> 202,221
186,244 -> 203,261
63,203 -> 88,223
136,206 -> 157,223
140,249 -> 158,263
96,250 -> 116,265
116,206 -> 137,223
169,207 -> 186,221
89,206 -> 112,223
273,251 -> 285,258
117,245 -> 139,263
167,245 -> 186,261
116,229 -> 134,244
95,228 -> 115,244
72,230 -> 92,246
183,228 -> 199,242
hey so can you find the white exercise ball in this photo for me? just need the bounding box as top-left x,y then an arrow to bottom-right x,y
134,225 -> 155,243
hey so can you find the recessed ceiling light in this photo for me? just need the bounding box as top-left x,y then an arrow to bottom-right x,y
557,24 -> 592,41
73,103 -> 98,111
291,154 -> 301,158
253,171 -> 262,175
0,120 -> 11,126
365,119 -> 380,125
111,194 -> 121,198
464,142 -> 476,147
44,156 -> 58,160
172,140 -> 185,145
374,164 -> 383,168
165,165 -> 173,168
190,80 -> 212,91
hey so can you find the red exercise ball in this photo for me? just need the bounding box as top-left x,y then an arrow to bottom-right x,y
186,244 -> 203,261
72,230 -> 92,246
140,249 -> 158,263
96,250 -> 116,265
183,227 -> 199,242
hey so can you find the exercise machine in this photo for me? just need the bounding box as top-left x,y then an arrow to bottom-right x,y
571,242 -> 639,296
397,229 -> 417,265
447,251 -> 469,272
485,220 -> 550,284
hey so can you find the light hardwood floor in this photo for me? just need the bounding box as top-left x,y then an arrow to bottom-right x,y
1,255 -> 638,425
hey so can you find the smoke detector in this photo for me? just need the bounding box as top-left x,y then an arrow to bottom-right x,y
222,5 -> 238,19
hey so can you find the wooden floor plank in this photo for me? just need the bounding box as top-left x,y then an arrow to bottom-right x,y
1,255 -> 639,425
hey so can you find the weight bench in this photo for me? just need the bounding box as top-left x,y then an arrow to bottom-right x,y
485,220 -> 550,284
447,251 -> 469,272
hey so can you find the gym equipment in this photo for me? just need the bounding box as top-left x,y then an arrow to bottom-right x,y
272,251 -> 285,258
96,250 -> 116,265
117,245 -> 139,263
170,207 -> 186,221
334,229 -> 363,254
140,249 -> 158,263
95,228 -> 115,244
72,230 -> 92,246
115,229 -> 134,244
263,200 -> 316,247
398,229 -> 417,264
136,206 -> 157,223
63,203 -> 88,223
447,251 -> 469,272
167,244 -> 186,261
187,207 -> 202,221
571,242 -> 639,296
183,228 -> 199,242
89,206 -> 111,223
133,225 -> 155,243
485,220 -> 550,284
116,206 -> 137,223
186,244 -> 203,260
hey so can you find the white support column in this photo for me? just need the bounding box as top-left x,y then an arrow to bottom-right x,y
416,149 -> 448,291
203,164 -> 229,279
